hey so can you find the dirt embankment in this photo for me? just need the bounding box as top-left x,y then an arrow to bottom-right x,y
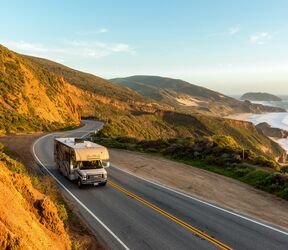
0,135 -> 104,250
0,161 -> 70,249
109,149 -> 288,230
0,138 -> 70,249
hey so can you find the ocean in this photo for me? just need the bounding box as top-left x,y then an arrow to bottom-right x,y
244,99 -> 288,152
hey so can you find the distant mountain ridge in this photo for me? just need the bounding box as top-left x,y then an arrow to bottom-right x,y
110,75 -> 285,116
241,92 -> 282,101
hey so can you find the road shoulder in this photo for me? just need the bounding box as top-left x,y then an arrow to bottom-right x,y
109,148 -> 288,230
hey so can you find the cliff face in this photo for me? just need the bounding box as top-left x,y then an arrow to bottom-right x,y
0,147 -> 70,249
0,45 -> 80,134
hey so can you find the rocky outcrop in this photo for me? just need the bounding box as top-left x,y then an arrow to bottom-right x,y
239,100 -> 285,113
256,122 -> 288,138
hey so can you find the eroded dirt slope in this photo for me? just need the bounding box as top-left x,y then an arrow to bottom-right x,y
0,149 -> 70,249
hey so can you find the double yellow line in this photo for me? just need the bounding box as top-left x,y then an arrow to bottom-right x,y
108,180 -> 233,250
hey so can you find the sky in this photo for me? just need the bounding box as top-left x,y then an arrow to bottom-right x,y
1,0 -> 288,95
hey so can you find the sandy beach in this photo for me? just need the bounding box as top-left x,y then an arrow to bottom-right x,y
225,113 -> 255,121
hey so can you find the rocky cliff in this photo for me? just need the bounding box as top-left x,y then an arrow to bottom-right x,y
256,122 -> 288,138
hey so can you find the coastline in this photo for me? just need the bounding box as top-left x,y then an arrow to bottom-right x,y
226,112 -> 288,153
224,113 -> 255,121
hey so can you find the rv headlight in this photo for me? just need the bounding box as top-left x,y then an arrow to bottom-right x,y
103,173 -> 107,179
82,174 -> 87,180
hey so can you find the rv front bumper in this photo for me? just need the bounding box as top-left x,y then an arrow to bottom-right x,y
80,178 -> 107,185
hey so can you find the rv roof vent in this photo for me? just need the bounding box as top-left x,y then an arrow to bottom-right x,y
74,138 -> 85,144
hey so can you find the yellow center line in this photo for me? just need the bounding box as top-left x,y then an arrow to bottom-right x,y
108,180 -> 233,250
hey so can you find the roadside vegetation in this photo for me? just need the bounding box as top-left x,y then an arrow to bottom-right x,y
0,143 -> 102,249
94,130 -> 288,201
93,112 -> 285,160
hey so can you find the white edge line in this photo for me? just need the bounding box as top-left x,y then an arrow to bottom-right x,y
111,165 -> 288,236
32,133 -> 129,250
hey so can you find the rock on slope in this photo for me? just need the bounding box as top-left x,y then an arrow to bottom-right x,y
0,147 -> 70,249
0,45 -> 80,134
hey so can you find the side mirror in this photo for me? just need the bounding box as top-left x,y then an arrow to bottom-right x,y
102,161 -> 110,168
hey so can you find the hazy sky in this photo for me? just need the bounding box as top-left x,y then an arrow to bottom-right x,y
1,0 -> 288,95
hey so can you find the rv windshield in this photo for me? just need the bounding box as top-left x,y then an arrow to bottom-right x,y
78,160 -> 102,170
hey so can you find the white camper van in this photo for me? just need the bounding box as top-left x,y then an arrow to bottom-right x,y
54,138 -> 110,188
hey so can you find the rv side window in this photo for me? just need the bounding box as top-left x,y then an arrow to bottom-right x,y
71,152 -> 77,168
64,147 -> 70,162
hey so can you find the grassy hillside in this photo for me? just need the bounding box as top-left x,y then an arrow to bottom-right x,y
111,75 -> 285,116
25,56 -> 152,103
96,110 -> 285,160
0,45 -> 80,134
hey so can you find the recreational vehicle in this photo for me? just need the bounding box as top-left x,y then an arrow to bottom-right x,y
54,138 -> 109,188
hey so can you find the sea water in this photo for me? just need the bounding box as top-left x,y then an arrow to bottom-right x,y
245,100 -> 288,152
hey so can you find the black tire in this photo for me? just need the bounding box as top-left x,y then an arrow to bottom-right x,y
77,179 -> 82,189
99,182 -> 107,186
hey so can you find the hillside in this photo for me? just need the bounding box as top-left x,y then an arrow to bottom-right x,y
241,92 -> 282,101
0,45 -> 80,134
21,54 -> 285,161
0,144 -> 70,249
25,56 -> 153,104
97,110 -> 285,160
110,75 -> 285,116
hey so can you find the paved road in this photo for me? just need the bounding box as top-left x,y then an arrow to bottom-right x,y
33,120 -> 288,250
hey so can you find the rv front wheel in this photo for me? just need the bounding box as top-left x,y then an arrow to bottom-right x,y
77,179 -> 82,188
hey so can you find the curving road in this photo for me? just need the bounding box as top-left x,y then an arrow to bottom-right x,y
33,120 -> 288,250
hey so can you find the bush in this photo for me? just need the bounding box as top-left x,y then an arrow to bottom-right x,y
253,156 -> 277,168
280,166 -> 288,174
234,167 -> 252,177
212,135 -> 240,151
56,203 -> 69,221
241,170 -> 271,185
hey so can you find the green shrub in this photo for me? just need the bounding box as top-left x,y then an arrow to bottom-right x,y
234,167 -> 252,177
242,170 -> 271,185
253,156 -> 277,168
280,166 -> 288,174
212,135 -> 240,151
56,203 -> 69,221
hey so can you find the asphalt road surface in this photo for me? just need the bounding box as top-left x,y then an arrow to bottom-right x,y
33,120 -> 288,250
